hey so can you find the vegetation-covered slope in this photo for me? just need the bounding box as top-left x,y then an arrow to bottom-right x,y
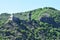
0,7 -> 60,40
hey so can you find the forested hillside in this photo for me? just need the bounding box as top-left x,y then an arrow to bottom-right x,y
0,7 -> 60,40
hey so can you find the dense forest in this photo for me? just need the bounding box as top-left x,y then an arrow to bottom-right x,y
0,7 -> 60,40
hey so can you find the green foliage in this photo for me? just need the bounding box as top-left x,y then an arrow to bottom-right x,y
0,7 -> 60,40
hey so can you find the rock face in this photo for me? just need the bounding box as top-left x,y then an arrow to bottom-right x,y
13,16 -> 20,25
40,16 -> 60,27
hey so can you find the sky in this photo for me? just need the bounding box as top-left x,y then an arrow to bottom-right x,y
0,0 -> 60,14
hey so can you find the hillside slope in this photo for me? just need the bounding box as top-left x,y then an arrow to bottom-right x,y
0,7 -> 60,40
